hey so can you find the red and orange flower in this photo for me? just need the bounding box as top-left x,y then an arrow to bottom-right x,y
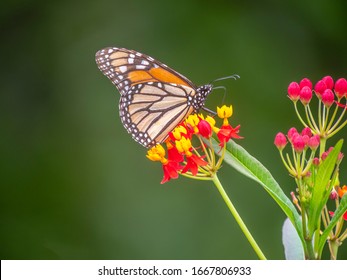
146,105 -> 242,183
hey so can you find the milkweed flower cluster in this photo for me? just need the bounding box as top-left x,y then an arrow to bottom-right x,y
275,76 -> 347,259
146,105 -> 242,183
274,127 -> 320,178
287,76 -> 347,141
280,76 -> 347,204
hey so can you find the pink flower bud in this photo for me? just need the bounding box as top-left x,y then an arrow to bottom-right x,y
302,135 -> 310,146
312,157 -> 320,166
321,89 -> 334,107
314,80 -> 327,98
308,135 -> 320,150
322,76 -> 334,89
300,86 -> 312,105
338,152 -> 344,161
330,190 -> 338,200
274,132 -> 287,150
287,82 -> 300,101
299,78 -> 312,89
197,119 -> 212,138
334,78 -> 347,98
321,151 -> 328,160
287,127 -> 298,142
301,127 -> 312,137
292,135 -> 306,153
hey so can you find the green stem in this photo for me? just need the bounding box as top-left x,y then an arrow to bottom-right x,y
305,105 -> 319,132
327,99 -> 347,133
212,175 -> 267,260
329,239 -> 340,260
319,137 -> 327,157
296,178 -> 316,259
326,98 -> 341,131
294,102 -> 310,129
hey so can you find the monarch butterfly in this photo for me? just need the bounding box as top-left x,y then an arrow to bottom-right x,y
95,47 -> 234,148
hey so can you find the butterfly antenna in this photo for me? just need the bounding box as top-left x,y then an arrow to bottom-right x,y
202,75 -> 239,116
210,74 -> 240,84
212,86 -> 227,104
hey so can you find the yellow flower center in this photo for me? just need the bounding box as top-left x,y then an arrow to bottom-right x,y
217,105 -> 233,126
146,144 -> 168,164
205,115 -> 216,128
217,105 -> 233,118
172,125 -> 187,140
185,114 -> 200,133
175,136 -> 193,157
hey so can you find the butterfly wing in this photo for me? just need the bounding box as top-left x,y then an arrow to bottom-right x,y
95,47 -> 196,94
95,47 -> 198,147
119,81 -> 195,147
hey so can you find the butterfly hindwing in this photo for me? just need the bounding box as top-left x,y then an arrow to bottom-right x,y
119,81 -> 195,147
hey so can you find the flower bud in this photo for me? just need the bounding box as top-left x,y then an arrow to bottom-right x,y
338,152 -> 344,162
312,157 -> 320,166
287,82 -> 300,101
302,135 -> 310,146
292,135 -> 306,153
322,76 -> 334,89
197,119 -> 212,138
308,135 -> 320,150
314,80 -> 327,98
300,86 -> 312,105
321,89 -> 334,108
299,78 -> 312,89
274,132 -> 287,150
330,190 -> 338,200
290,191 -> 298,205
334,78 -> 347,98
321,151 -> 328,160
301,127 -> 312,137
287,127 -> 298,142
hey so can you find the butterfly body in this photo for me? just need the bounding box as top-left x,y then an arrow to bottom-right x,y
95,47 -> 213,148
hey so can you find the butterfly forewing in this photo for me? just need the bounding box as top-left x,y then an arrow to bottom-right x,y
95,47 -> 195,93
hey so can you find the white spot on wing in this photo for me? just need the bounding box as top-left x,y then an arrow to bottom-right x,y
136,65 -> 146,70
119,66 -> 127,73
141,60 -> 149,65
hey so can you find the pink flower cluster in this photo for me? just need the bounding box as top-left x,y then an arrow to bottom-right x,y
287,76 -> 347,107
274,127 -> 320,153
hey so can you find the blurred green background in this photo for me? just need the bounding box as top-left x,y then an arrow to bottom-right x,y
1,0 -> 347,260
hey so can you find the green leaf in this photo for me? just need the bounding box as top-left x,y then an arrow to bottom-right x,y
308,140 -> 343,234
318,193 -> 347,255
282,218 -> 304,260
210,138 -> 304,247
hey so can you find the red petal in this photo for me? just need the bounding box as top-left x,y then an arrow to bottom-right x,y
167,146 -> 184,162
160,161 -> 181,184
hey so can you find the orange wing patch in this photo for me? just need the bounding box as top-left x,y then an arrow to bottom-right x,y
127,68 -> 191,87
149,68 -> 191,86
128,70 -> 155,84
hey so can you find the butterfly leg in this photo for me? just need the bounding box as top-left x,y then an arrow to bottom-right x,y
202,107 -> 217,116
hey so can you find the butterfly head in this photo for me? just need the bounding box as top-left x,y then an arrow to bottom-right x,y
193,84 -> 213,111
